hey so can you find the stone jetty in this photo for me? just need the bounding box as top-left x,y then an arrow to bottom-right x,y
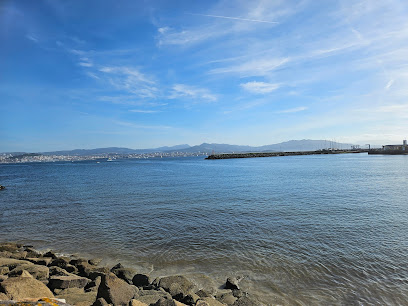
0,242 -> 259,306
206,150 -> 364,160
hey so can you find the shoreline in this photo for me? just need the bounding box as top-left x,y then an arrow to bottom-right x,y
0,242 -> 259,306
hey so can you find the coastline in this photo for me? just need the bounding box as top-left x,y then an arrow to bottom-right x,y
0,242 -> 259,306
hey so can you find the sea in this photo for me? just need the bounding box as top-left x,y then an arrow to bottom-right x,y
1,153 -> 407,305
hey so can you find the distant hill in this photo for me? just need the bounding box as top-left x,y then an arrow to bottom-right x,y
9,140 -> 356,156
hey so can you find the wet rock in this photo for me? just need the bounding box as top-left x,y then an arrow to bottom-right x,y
225,277 -> 240,290
158,275 -> 195,301
55,287 -> 97,306
0,271 -> 54,300
43,251 -> 58,259
48,275 -> 91,291
216,292 -> 237,305
93,297 -> 109,306
25,257 -> 53,266
89,258 -> 102,266
132,273 -> 151,287
111,267 -> 136,284
96,272 -> 135,305
232,296 -> 258,306
8,264 -> 49,281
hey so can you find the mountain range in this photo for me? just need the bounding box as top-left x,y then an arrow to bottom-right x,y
32,140 -> 356,156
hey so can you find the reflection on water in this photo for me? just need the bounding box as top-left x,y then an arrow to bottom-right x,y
1,154 -> 408,304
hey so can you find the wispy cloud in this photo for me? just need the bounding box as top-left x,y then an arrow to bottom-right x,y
129,109 -> 160,113
114,120 -> 171,130
240,81 -> 280,94
169,84 -> 217,102
276,106 -> 308,114
187,13 -> 278,24
26,34 -> 39,43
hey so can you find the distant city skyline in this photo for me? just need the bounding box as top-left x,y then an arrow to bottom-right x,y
1,0 -> 408,152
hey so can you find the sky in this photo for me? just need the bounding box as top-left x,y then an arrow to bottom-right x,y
1,0 -> 408,152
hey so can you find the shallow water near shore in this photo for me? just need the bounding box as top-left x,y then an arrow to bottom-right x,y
1,153 -> 408,305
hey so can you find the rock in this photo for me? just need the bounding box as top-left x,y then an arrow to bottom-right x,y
112,267 -> 136,284
196,289 -> 212,298
0,275 -> 8,282
198,297 -> 225,306
89,258 -> 102,266
0,251 -> 13,258
0,266 -> 10,275
134,289 -> 172,305
0,292 -> 9,300
216,292 -> 237,305
0,185 -> 5,190
48,275 -> 91,291
152,298 -> 181,306
24,247 -> 42,258
225,277 -> 240,290
231,290 -> 247,298
26,257 -> 53,266
88,267 -> 110,280
43,251 -> 58,259
93,297 -> 109,306
130,299 -> 148,306
96,272 -> 135,305
132,274 -> 151,287
158,275 -> 195,301
50,257 -> 71,269
85,276 -> 101,292
232,296 -> 258,306
0,271 -> 54,299
49,266 -> 74,277
8,264 -> 49,281
196,301 -> 210,306
55,287 -> 97,306
181,292 -> 200,305
0,257 -> 34,270
9,251 -> 28,259
0,243 -> 20,253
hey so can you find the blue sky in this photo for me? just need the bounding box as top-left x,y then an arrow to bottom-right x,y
1,0 -> 408,152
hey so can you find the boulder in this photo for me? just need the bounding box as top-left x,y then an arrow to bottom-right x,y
232,296 -> 258,306
49,266 -> 74,277
0,257 -> 34,270
130,299 -> 149,306
0,292 -> 9,300
43,251 -> 58,259
8,263 -> 49,281
0,266 -> 10,275
0,275 -> 8,282
0,271 -> 54,300
181,292 -> 200,305
112,267 -> 136,284
0,243 -> 20,252
9,251 -> 28,259
153,298 -> 187,306
55,287 -> 97,306
196,289 -> 212,298
24,247 -> 41,258
85,276 -> 101,292
216,292 -> 237,305
225,277 -> 240,290
196,301 -> 210,306
93,297 -> 109,306
26,257 -> 53,266
158,275 -> 195,301
89,258 -> 102,266
48,275 -> 91,290
0,185 -> 5,190
231,289 -> 247,298
88,267 -> 110,280
50,257 -> 71,269
132,274 -> 151,287
0,251 -> 13,258
96,272 -> 135,305
134,289 -> 172,305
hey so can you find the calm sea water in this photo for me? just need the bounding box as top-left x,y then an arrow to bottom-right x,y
1,153 -> 408,305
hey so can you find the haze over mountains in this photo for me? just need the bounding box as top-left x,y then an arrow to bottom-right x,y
29,140 -> 358,156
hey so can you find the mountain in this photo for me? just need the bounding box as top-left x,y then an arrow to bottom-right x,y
12,140 -> 356,156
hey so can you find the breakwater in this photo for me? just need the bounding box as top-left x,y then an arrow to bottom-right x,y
205,150 -> 364,159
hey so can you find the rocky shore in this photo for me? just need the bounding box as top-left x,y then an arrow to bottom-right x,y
0,242 -> 259,306
205,150 -> 364,159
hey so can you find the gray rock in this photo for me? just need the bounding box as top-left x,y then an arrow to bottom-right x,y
50,257 -> 71,269
0,257 -> 34,270
152,297 -> 177,306
48,275 -> 91,291
225,277 -> 240,290
49,266 -> 74,277
158,275 -> 195,301
88,258 -> 102,266
96,272 -> 135,305
196,289 -> 212,298
0,243 -> 20,253
9,251 -> 27,260
85,276 -> 101,292
112,267 -> 136,284
55,287 -> 97,306
232,296 -> 259,306
8,264 -> 49,281
25,257 -> 53,266
132,273 -> 151,287
216,292 -> 237,305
